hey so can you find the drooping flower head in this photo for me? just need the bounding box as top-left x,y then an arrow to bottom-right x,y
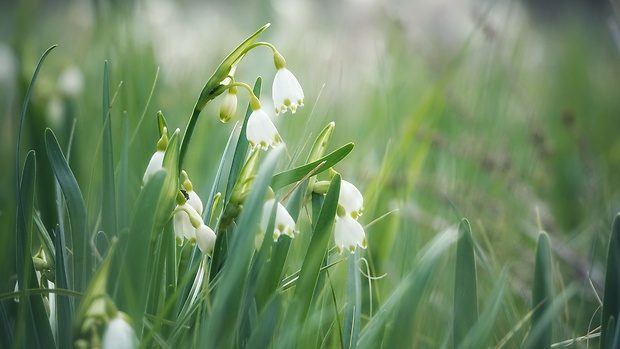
195,223 -> 216,255
260,198 -> 298,242
101,312 -> 138,349
272,51 -> 304,115
334,215 -> 367,254
142,127 -> 169,186
334,177 -> 367,254
246,95 -> 282,150
219,85 -> 238,123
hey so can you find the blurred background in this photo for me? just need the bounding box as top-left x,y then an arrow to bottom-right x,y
2,0 -> 620,345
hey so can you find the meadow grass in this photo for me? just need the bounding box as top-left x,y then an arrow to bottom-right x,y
2,1 -> 620,348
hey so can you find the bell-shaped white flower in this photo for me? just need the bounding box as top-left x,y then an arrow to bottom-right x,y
339,180 -> 364,219
272,51 -> 304,115
219,86 -> 238,123
334,215 -> 367,254
142,128 -> 169,186
196,223 -> 216,255
102,314 -> 138,349
173,202 -> 202,245
181,170 -> 204,216
246,96 -> 282,150
142,150 -> 164,186
260,199 -> 298,241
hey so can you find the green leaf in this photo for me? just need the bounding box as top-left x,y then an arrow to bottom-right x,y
453,218 -> 478,348
523,232 -> 553,349
601,213 -> 620,348
101,61 -> 117,241
359,229 -> 456,348
342,250 -> 362,349
202,146 -> 284,348
157,110 -> 168,138
118,169 -> 167,328
294,174 -> 341,322
117,113 -> 130,234
459,270 -> 508,349
606,316 -> 616,349
271,143 -> 354,191
54,224 -> 73,349
45,128 -> 89,293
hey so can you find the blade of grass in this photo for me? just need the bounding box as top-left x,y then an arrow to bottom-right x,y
54,224 -> 73,349
342,249 -> 361,349
101,61 -> 117,241
601,213 -> 620,347
524,232 -> 554,349
294,174 -> 341,322
201,146 -> 284,348
454,218 -> 478,348
45,129 -> 89,293
271,144 -> 353,191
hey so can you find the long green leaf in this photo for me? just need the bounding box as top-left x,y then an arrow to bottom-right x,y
202,146 -> 284,348
101,61 -> 117,240
342,250 -> 361,349
118,169 -> 167,328
294,174 -> 341,322
453,218 -> 478,348
271,144 -> 354,191
54,224 -> 73,349
524,232 -> 554,349
15,151 -> 56,349
45,128 -> 89,293
601,213 -> 620,348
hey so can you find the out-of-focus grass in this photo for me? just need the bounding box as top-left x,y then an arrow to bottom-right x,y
2,0 -> 620,347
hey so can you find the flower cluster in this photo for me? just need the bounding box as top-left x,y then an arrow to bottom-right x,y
334,180 -> 367,253
172,171 -> 216,255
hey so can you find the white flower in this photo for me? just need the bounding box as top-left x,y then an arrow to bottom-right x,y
195,224 -> 216,255
272,67 -> 304,115
219,88 -> 238,123
142,150 -> 164,186
339,180 -> 364,219
173,203 -> 202,245
186,189 -> 204,217
142,128 -> 169,186
102,314 -> 138,349
334,215 -> 367,254
260,199 -> 298,241
58,66 -> 84,97
246,107 -> 282,150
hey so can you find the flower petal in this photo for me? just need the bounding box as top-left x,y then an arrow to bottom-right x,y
102,315 -> 138,349
246,108 -> 282,150
196,224 -> 217,255
261,199 -> 298,241
334,215 -> 367,254
187,190 -> 204,217
339,180 -> 364,219
272,68 -> 304,115
141,150 -> 164,186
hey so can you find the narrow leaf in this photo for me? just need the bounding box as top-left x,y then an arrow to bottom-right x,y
294,174 -> 341,322
101,61 -> 117,240
601,213 -> 620,348
524,232 -> 554,349
271,143 -> 354,191
453,218 -> 478,348
45,128 -> 89,293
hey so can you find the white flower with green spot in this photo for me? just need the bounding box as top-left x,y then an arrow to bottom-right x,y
246,95 -> 282,150
272,51 -> 304,115
260,198 -> 298,241
142,128 -> 169,186
334,179 -> 367,254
